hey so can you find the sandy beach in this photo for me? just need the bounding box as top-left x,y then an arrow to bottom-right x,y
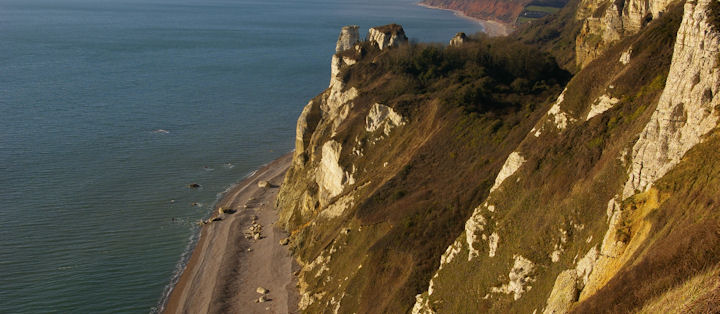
417,2 -> 513,37
163,153 -> 297,314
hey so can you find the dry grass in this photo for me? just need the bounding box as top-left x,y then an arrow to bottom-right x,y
636,264 -> 720,314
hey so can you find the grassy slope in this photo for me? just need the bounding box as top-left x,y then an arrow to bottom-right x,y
280,0 -> 720,312
426,3 -> 686,312
278,39 -> 569,313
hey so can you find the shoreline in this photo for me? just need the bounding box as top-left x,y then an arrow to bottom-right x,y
161,153 -> 297,313
417,2 -> 513,37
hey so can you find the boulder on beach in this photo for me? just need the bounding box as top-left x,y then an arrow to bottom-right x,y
256,287 -> 269,294
280,238 -> 290,246
218,207 -> 236,214
257,180 -> 270,188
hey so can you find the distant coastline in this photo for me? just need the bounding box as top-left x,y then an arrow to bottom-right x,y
417,2 -> 513,37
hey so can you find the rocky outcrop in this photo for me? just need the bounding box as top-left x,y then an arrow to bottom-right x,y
623,0 -> 720,198
490,255 -> 536,300
490,151 -> 526,193
367,24 -> 408,50
575,0 -> 676,67
365,103 -> 405,135
449,32 -> 468,47
543,270 -> 578,314
316,140 -> 354,204
336,25 -> 360,53
586,94 -> 619,120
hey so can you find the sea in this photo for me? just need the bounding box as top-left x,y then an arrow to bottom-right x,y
0,0 -> 482,312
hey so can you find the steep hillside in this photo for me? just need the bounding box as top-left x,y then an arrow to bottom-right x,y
277,0 -> 720,311
276,26 -> 568,312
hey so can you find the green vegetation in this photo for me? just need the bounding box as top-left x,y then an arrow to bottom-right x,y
525,5 -> 562,13
346,37 -> 569,115
278,0 -> 717,312
513,0 -> 583,71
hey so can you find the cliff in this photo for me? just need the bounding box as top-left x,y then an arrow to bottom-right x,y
422,0 -> 532,24
277,0 -> 720,311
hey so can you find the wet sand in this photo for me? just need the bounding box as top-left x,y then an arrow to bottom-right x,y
418,2 -> 513,37
163,153 -> 297,314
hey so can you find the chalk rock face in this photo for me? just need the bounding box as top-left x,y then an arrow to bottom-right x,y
575,0 -> 676,67
316,140 -> 354,204
623,0 -> 720,198
330,54 -> 358,88
619,47 -> 632,65
368,24 -> 408,50
449,32 -> 467,47
586,94 -> 620,120
365,103 -> 405,135
543,270 -> 578,314
490,255 -> 536,300
335,25 -> 359,53
490,151 -> 526,193
465,208 -> 486,260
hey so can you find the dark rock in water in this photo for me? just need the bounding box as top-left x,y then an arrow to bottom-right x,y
188,183 -> 201,189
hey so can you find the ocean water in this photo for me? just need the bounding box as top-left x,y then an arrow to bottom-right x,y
0,0 -> 482,312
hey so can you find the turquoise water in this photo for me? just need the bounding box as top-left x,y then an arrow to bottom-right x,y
0,0 -> 481,312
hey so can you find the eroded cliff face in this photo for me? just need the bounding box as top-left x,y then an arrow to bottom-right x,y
623,0 -> 720,197
574,0 -> 677,67
279,2 -> 720,310
421,0 -> 532,24
413,0 -> 720,312
277,24 -> 568,313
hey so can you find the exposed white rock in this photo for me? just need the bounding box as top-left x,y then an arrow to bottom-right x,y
324,80 -> 359,133
586,94 -> 620,120
543,246 -> 599,313
550,228 -> 568,263
575,0 -> 675,67
319,193 -> 354,219
575,246 -> 598,289
532,126 -> 542,137
465,207 -> 487,260
440,239 -> 462,266
411,294 -> 435,314
490,152 -> 526,193
543,270 -> 579,314
490,255 -> 536,300
623,0 -> 720,198
342,56 -> 356,66
335,25 -> 359,53
317,141 -> 353,203
488,232 -> 499,257
550,249 -> 562,263
367,24 -> 408,50
449,32 -> 468,47
365,103 -> 405,135
619,47 -> 632,65
606,196 -> 620,222
547,88 -> 574,130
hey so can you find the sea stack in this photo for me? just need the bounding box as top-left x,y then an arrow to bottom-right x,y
367,24 -> 408,50
335,25 -> 360,53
